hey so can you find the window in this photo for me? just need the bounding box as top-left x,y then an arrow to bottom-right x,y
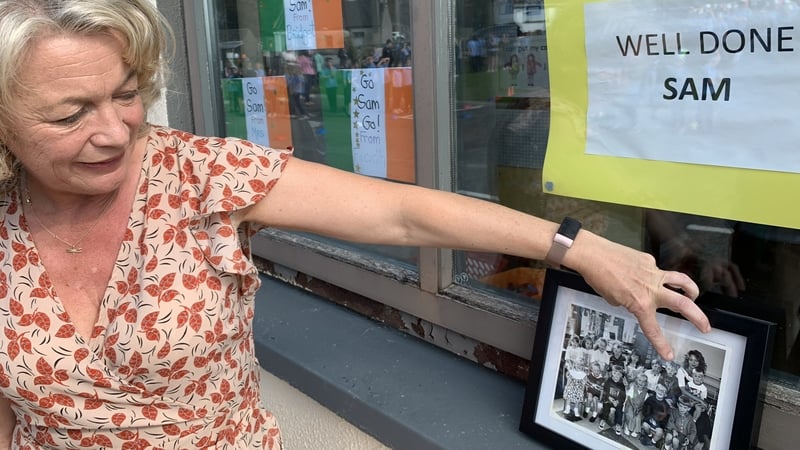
184,0 -> 800,391
452,0 -> 800,384
211,0 -> 417,267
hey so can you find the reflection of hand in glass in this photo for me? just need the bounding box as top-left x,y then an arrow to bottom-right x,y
646,210 -> 746,297
698,256 -> 745,297
661,235 -> 746,297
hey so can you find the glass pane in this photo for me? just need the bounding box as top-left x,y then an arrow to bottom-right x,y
646,211 -> 800,380
453,0 -> 644,303
212,0 -> 417,267
451,0 -> 800,381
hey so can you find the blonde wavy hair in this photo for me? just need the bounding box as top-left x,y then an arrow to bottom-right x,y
0,0 -> 173,188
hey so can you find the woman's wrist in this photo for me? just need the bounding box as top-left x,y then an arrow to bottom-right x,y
560,227 -> 598,275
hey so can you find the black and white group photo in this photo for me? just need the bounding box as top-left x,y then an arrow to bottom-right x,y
550,303 -> 725,450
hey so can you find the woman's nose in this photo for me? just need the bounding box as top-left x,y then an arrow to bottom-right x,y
90,104 -> 133,148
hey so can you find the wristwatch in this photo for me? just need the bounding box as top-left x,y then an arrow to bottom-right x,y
545,217 -> 582,268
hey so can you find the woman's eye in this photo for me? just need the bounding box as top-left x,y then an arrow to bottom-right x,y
115,90 -> 140,104
54,109 -> 85,125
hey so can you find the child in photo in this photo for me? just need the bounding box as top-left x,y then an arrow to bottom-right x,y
625,350 -> 645,386
664,395 -> 697,450
683,368 -> 708,402
660,361 -> 682,406
640,383 -> 671,447
580,336 -> 595,370
565,335 -> 583,363
593,338 -> 610,371
525,53 -> 543,86
561,335 -> 586,419
597,365 -> 626,435
623,373 -> 649,438
562,357 -> 588,420
608,342 -> 626,375
645,359 -> 664,393
584,361 -> 605,422
693,400 -> 713,450
505,53 -> 520,88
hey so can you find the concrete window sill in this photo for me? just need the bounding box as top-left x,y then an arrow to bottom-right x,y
253,275 -> 547,450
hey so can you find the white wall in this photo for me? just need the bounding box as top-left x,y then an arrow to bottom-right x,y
148,0 -> 169,127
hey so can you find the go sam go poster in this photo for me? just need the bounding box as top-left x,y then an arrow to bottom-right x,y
542,0 -> 800,229
260,0 -> 344,51
322,67 -> 415,183
221,68 -> 414,184
222,76 -> 293,150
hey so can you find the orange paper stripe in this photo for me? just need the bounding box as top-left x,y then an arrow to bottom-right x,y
384,68 -> 415,183
313,0 -> 344,49
262,77 -> 293,149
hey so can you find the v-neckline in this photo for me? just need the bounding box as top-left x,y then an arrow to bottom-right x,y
14,134 -> 152,349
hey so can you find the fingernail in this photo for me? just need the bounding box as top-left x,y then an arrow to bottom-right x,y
666,351 -> 674,361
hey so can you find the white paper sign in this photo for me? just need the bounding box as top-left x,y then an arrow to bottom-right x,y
284,0 -> 316,51
242,77 -> 270,147
351,69 -> 387,178
584,0 -> 800,173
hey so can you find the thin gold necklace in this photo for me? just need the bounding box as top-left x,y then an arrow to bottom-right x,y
22,177 -> 115,254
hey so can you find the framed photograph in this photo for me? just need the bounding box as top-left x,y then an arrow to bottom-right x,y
519,269 -> 774,450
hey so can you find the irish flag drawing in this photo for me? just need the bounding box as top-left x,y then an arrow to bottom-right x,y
260,0 -> 344,51
221,76 -> 293,150
321,67 -> 415,183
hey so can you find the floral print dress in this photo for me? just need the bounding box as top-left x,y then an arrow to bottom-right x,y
0,126 -> 291,449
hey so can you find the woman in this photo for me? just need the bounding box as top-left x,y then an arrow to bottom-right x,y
0,1 -> 709,448
677,349 -> 707,388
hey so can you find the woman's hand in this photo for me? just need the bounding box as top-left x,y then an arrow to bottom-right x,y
567,231 -> 710,361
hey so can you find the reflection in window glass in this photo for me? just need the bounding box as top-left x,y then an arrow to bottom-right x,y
452,0 -> 800,380
453,0 -> 643,301
212,0 -> 417,266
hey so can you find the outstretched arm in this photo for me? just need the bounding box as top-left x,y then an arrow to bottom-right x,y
237,157 -> 710,359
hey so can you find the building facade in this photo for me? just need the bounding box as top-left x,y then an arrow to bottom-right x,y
158,1 -> 800,448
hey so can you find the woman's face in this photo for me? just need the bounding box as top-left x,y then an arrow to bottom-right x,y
688,353 -> 700,368
6,33 -> 145,198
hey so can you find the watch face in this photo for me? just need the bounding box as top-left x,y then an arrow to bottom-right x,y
558,217 -> 582,240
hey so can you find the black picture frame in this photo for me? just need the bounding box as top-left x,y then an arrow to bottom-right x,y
519,269 -> 774,450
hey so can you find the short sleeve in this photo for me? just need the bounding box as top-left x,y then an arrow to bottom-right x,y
153,128 -> 292,275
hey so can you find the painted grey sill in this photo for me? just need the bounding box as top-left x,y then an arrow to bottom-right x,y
252,275 -> 548,450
